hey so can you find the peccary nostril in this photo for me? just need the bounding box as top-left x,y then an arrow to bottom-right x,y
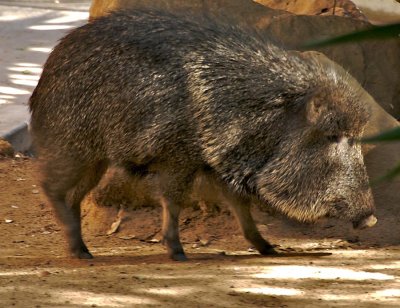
353,215 -> 377,229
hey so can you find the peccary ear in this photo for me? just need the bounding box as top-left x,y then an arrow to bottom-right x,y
305,95 -> 327,125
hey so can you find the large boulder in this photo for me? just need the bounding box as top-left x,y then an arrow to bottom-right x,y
255,0 -> 367,20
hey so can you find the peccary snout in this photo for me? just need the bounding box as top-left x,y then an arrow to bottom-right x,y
353,214 -> 378,229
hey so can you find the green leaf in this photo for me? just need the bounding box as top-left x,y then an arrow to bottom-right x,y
362,127 -> 400,143
371,162 -> 400,185
302,23 -> 400,48
364,127 -> 400,182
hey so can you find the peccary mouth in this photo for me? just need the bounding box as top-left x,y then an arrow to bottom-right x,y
352,214 -> 377,229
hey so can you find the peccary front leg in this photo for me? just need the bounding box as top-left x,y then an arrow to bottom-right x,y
215,185 -> 277,255
198,170 -> 277,255
229,199 -> 277,255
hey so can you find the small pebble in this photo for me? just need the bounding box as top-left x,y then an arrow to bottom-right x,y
38,271 -> 50,277
118,235 -> 136,240
200,239 -> 210,246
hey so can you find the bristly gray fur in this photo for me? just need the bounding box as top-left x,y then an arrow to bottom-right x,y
29,9 -> 374,258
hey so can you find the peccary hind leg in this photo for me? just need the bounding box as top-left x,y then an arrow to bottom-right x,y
158,171 -> 193,261
160,196 -> 187,261
42,160 -> 107,259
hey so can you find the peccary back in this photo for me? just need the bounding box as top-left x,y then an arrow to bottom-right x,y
30,9 -> 375,260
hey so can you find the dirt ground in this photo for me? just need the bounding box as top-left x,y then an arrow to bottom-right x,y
1,2 -> 400,308
1,157 -> 400,308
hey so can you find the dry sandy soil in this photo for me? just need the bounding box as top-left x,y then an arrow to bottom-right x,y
1,157 -> 400,307
1,3 -> 400,307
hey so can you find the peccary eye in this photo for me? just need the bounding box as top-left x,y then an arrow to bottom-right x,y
348,138 -> 355,146
327,135 -> 340,143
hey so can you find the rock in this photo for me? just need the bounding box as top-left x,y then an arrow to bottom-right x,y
0,139 -> 14,158
106,217 -> 122,236
38,271 -> 51,278
255,0 -> 368,20
118,235 -> 136,240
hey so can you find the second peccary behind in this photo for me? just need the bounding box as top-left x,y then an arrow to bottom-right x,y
30,9 -> 376,261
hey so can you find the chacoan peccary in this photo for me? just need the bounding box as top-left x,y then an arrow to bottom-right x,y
30,9 -> 376,261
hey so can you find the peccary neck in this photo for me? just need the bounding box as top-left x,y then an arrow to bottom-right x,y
184,42 -> 310,195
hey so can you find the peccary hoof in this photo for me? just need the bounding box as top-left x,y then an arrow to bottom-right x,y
71,247 -> 94,259
259,247 -> 279,256
78,251 -> 94,259
170,252 -> 188,261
